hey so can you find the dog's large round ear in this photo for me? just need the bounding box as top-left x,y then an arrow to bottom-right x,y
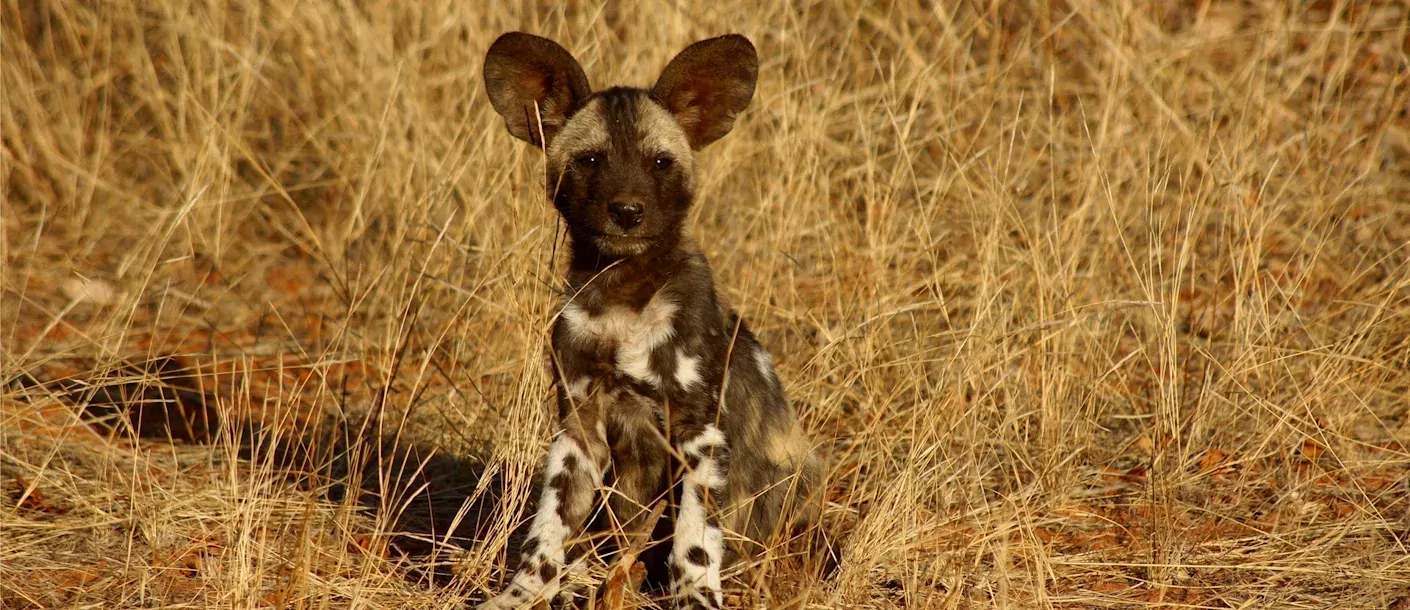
483,32 -> 592,148
651,34 -> 758,150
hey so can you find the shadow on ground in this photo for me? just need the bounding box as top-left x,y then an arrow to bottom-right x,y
7,354 -> 507,590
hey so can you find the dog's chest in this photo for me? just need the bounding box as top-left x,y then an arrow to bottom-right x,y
557,294 -> 689,389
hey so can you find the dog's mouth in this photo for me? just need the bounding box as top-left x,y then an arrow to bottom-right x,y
590,233 -> 653,256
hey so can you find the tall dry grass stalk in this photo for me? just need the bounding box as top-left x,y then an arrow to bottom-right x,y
3,1 -> 1409,608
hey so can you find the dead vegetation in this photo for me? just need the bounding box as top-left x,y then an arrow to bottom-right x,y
3,0 -> 1410,608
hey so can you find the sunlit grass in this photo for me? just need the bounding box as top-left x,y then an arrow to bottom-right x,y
3,1 -> 1409,608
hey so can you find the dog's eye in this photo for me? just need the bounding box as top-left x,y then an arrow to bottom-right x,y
653,156 -> 674,171
574,154 -> 600,169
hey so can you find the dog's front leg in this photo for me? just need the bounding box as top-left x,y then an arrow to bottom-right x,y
668,421 -> 729,609
480,407 -> 609,609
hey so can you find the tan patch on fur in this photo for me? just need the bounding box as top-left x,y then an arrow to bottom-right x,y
765,421 -> 809,466
637,99 -> 695,180
547,98 -> 609,175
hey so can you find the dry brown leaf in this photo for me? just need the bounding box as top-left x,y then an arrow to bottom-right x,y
1197,448 -> 1233,474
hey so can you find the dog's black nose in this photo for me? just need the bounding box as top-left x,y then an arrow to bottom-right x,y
607,201 -> 644,230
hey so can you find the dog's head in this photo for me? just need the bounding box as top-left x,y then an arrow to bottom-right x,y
484,33 -> 757,258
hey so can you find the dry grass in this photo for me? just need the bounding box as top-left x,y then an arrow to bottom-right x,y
4,0 -> 1410,608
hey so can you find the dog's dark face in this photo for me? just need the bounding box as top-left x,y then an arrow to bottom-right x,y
543,88 -> 696,257
483,33 -> 757,258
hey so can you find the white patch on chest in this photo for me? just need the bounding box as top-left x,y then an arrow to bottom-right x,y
561,296 -> 678,387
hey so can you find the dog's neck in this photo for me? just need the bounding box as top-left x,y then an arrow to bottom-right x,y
563,231 -> 695,312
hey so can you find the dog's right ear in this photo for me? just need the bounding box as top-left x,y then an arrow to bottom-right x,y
483,33 -> 591,148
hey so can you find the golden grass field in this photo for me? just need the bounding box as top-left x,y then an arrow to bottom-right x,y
4,1 -> 1410,608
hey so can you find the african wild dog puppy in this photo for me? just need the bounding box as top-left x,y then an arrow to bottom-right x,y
478,33 -> 825,609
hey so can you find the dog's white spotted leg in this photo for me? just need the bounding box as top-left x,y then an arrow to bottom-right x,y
480,424 -> 607,609
669,424 -> 728,610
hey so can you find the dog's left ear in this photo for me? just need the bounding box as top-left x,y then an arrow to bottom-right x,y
651,34 -> 758,150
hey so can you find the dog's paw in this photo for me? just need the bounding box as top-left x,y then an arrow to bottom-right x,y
474,596 -> 513,610
673,589 -> 723,610
475,589 -> 533,610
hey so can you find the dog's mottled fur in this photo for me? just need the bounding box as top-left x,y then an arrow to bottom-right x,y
479,32 -> 824,610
